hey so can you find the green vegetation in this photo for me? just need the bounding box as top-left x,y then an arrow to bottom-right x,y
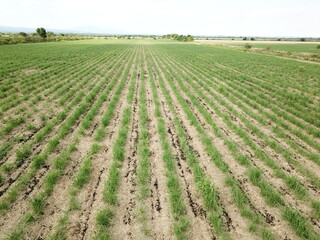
150,41 -> 319,239
0,39 -> 319,240
36,27 -> 47,38
148,60 -> 189,240
163,33 -> 194,42
222,42 -> 320,53
244,43 -> 252,49
0,28 -> 93,45
136,58 -> 152,235
94,50 -> 138,239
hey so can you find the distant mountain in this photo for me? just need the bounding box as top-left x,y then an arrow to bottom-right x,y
0,26 -> 36,33
0,25 -> 127,35
71,25 -> 128,35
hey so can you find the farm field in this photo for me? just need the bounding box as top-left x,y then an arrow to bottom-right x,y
222,43 -> 320,53
195,40 -> 320,53
0,39 -> 320,240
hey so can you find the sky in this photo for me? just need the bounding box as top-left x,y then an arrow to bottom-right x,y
0,0 -> 319,37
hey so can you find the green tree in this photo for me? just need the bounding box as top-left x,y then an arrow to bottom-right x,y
18,32 -> 27,37
36,27 -> 47,38
162,33 -> 193,42
186,35 -> 194,42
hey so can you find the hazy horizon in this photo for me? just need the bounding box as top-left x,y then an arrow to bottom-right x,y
1,0 -> 319,37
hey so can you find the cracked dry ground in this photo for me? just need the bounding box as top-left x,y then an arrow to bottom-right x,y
0,40 -> 319,240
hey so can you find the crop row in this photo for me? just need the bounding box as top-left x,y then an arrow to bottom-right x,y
148,44 -> 319,239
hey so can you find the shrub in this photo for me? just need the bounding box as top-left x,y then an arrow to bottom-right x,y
19,32 -> 27,37
244,43 -> 252,49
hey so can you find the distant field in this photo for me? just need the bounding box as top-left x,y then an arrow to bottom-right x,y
196,40 -> 320,53
227,43 -> 320,53
0,39 -> 320,240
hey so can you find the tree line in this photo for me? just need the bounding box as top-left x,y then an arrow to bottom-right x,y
0,27 -> 93,45
162,34 -> 194,42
